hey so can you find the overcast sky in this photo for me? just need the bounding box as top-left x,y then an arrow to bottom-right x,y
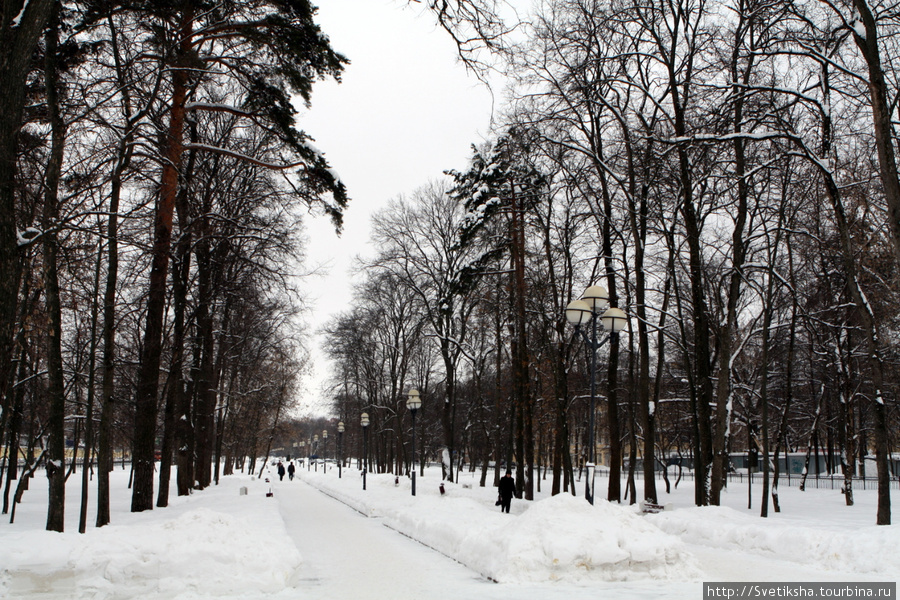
295,0 -> 498,413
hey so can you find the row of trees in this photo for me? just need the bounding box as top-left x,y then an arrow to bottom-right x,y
0,0 -> 518,534
322,0 -> 899,525
0,0 -> 352,533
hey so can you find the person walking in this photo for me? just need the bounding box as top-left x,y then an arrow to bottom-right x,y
498,469 -> 516,513
287,461 -> 295,481
277,461 -> 286,481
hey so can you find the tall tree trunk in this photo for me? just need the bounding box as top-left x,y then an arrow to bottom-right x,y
849,0 -> 895,526
759,264 -> 776,518
622,123 -> 656,505
171,167 -> 194,497
712,15 -> 756,505
772,258 -> 798,512
97,7 -> 142,527
673,93 -> 714,507
158,132 -> 197,506
0,0 -> 56,446
851,0 -> 900,267
43,5 -> 68,531
588,133 -> 623,504
812,61 -> 889,524
510,183 -> 532,500
192,187 -> 216,489
80,227 -> 104,533
132,7 -> 193,512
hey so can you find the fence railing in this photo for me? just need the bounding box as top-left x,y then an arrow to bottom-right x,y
613,468 -> 900,491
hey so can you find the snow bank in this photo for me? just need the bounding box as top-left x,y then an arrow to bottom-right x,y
491,494 -> 699,582
649,505 -> 900,575
0,475 -> 302,599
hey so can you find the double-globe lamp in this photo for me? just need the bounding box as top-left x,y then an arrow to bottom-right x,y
565,284 -> 627,505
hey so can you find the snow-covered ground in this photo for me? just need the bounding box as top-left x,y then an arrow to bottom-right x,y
0,461 -> 896,599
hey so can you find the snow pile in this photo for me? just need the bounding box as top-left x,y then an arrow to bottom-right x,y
491,494 -> 699,582
0,475 -> 301,599
649,506 -> 900,575
302,470 -> 700,583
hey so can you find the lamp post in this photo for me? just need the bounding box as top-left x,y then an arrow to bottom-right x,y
407,389 -> 422,496
337,422 -> 345,478
361,413 -> 370,490
565,284 -> 628,504
313,434 -> 319,472
322,429 -> 328,471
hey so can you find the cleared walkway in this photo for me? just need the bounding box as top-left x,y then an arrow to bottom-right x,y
275,478 -> 503,600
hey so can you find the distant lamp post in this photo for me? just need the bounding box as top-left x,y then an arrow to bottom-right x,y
361,412 -> 370,490
322,429 -> 328,469
337,421 -> 345,478
313,434 -> 319,472
407,389 -> 422,496
565,284 -> 628,505
300,440 -> 306,471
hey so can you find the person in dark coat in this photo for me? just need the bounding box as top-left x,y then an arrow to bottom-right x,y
498,469 -> 516,513
287,461 -> 295,481
277,461 -> 286,481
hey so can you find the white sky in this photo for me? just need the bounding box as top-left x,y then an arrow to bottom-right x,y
295,0 -> 497,413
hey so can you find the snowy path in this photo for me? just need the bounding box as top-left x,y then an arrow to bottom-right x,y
273,477 -> 682,600
275,478 -> 503,600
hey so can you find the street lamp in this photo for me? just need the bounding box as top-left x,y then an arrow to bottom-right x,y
565,284 -> 628,504
322,430 -> 328,470
407,389 -> 422,496
300,440 -> 306,470
313,434 -> 319,472
361,412 -> 370,490
337,421 -> 345,478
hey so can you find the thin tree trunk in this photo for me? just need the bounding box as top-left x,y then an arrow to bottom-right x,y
2,345 -> 28,515
80,229 -> 103,533
43,7 -> 68,532
712,14 -> 756,505
97,8 -> 143,527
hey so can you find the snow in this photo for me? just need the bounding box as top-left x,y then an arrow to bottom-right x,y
1,469 -> 300,598
11,0 -> 30,27
1,463 -> 896,599
17,227 -> 41,247
326,167 -> 342,184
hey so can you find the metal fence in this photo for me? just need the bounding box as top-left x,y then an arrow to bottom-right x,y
616,468 -> 900,491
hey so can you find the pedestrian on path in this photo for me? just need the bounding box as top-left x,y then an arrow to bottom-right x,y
498,469 -> 515,513
288,462 -> 295,481
278,461 -> 286,481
